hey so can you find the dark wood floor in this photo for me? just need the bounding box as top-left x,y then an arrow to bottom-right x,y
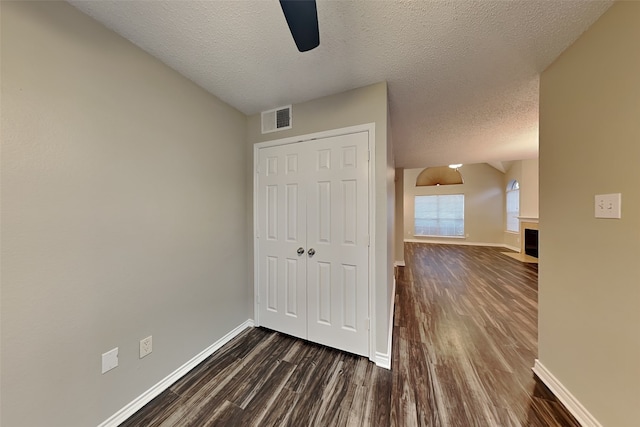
120,243 -> 578,426
390,243 -> 578,427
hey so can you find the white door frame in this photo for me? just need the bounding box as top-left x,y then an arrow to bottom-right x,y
253,123 -> 376,362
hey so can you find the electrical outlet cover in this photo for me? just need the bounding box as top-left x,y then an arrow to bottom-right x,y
140,336 -> 152,358
102,347 -> 118,374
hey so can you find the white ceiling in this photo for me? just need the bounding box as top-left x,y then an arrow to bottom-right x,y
69,0 -> 612,169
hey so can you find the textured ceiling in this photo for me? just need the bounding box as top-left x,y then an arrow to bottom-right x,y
69,0 -> 612,169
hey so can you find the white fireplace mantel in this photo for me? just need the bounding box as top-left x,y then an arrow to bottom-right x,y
518,216 -> 539,224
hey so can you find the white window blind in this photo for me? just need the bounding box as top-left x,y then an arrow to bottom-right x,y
414,194 -> 464,237
506,180 -> 520,232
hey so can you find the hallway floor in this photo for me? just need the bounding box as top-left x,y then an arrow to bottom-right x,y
389,243 -> 577,426
120,243 -> 578,426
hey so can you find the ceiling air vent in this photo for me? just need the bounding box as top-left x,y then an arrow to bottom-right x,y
261,105 -> 292,134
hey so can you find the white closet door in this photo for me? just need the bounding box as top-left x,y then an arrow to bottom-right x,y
257,143 -> 307,339
306,132 -> 370,357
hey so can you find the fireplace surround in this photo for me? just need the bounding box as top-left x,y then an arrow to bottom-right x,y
518,217 -> 539,257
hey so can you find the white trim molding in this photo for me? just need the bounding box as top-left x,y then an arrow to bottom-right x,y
374,277 -> 396,370
533,360 -> 603,427
405,238 -> 513,249
98,319 -> 255,427
517,216 -> 539,223
374,351 -> 391,370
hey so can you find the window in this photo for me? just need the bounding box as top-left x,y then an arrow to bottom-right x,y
506,180 -> 520,232
414,194 -> 464,237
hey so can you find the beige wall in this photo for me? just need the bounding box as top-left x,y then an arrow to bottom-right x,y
246,82 -> 393,356
503,159 -> 539,249
539,2 -> 640,426
404,164 -> 505,245
386,104 -> 395,322
394,168 -> 405,264
1,2 -> 249,426
520,159 -> 539,218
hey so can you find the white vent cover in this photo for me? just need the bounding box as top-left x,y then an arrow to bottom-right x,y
261,105 -> 292,134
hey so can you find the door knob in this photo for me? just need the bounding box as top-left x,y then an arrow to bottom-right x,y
308,248 -> 316,257
297,247 -> 305,256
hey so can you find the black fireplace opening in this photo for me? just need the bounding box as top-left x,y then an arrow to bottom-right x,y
524,229 -> 539,258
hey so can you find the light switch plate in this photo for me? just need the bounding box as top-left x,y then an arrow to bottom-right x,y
102,347 -> 118,374
595,193 -> 621,219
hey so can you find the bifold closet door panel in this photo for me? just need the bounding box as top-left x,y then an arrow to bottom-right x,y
306,132 -> 370,357
257,143 -> 308,340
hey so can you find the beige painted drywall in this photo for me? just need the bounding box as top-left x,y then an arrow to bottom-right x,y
539,2 -> 640,426
404,164 -> 505,246
520,159 -> 539,218
246,82 -> 393,355
384,102 -> 396,318
503,159 -> 539,249
386,105 -> 395,323
394,168 -> 405,264
1,2 -> 249,426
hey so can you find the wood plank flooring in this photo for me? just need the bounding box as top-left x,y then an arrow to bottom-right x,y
121,329 -> 392,427
120,243 -> 578,426
390,243 -> 578,427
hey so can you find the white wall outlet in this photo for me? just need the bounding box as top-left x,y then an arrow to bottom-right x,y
140,336 -> 152,358
101,347 -> 118,374
595,193 -> 622,219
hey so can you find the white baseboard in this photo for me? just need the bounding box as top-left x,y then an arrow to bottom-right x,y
394,260 -> 405,267
374,277 -> 396,370
533,359 -> 602,427
374,351 -> 391,370
98,319 -> 255,427
404,238 -> 517,251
